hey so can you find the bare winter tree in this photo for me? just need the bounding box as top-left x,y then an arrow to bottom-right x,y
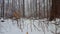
0,0 -> 52,19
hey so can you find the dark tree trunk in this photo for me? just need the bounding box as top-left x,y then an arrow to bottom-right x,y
49,0 -> 60,21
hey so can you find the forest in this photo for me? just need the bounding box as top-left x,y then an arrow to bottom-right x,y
0,0 -> 52,19
0,0 -> 60,34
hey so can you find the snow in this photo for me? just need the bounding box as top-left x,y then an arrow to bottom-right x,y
0,18 -> 60,34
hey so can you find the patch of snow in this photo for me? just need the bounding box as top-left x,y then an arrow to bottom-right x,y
0,18 -> 60,34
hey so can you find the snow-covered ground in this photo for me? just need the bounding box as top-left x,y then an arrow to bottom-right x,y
0,18 -> 60,34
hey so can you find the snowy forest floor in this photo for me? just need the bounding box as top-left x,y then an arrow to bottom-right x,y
0,18 -> 60,34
